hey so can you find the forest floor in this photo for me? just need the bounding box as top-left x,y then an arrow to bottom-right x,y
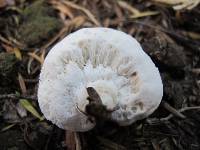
0,0 -> 200,150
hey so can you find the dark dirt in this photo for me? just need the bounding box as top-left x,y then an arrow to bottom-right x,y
0,0 -> 200,150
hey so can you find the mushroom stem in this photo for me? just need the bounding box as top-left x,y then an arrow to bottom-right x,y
65,131 -> 81,150
86,87 -> 114,122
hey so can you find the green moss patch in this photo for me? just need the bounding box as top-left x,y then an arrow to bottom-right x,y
18,0 -> 62,47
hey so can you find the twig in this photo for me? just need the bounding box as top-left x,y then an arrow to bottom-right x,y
0,34 -> 13,45
161,101 -> 186,119
40,26 -> 69,52
61,0 -> 100,26
0,94 -> 18,100
24,78 -> 39,83
0,94 -> 37,101
161,106 -> 200,121
18,73 -> 27,95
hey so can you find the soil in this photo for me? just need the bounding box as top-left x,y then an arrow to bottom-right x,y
0,0 -> 200,150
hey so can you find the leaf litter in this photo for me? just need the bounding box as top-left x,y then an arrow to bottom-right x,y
0,0 -> 200,149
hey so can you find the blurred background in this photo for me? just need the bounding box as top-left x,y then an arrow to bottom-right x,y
0,0 -> 200,150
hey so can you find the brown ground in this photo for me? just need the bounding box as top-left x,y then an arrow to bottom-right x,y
0,0 -> 200,150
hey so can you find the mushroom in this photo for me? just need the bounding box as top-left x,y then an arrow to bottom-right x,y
38,27 -> 163,132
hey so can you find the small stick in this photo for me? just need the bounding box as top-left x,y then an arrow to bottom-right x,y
161,101 -> 186,119
0,94 -> 37,101
161,106 -> 200,121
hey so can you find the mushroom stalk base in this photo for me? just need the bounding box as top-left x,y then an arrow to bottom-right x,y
65,131 -> 81,150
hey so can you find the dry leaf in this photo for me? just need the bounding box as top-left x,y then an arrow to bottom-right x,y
27,51 -> 43,75
40,50 -> 45,64
70,16 -> 85,28
191,68 -> 200,74
182,31 -> 200,40
2,44 -> 22,60
118,1 -> 139,14
1,124 -> 16,132
28,52 -> 44,64
13,48 -> 22,60
61,0 -> 100,26
130,11 -> 159,19
27,57 -> 34,75
118,1 -> 159,19
54,3 -> 74,19
152,0 -> 200,10
0,35 -> 12,45
2,44 -> 13,52
20,99 -> 44,121
153,0 -> 186,5
18,73 -> 27,95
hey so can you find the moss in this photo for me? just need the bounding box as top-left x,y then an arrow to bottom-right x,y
18,0 -> 62,46
18,16 -> 61,46
0,52 -> 19,93
0,53 -> 20,94
0,53 -> 18,77
22,0 -> 49,19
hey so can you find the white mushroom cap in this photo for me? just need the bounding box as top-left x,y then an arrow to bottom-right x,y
38,27 -> 163,132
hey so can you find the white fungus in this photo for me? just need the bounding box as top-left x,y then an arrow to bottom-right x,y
38,27 -> 163,132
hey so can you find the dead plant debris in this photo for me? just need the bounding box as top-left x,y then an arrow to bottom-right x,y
0,0 -> 200,150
